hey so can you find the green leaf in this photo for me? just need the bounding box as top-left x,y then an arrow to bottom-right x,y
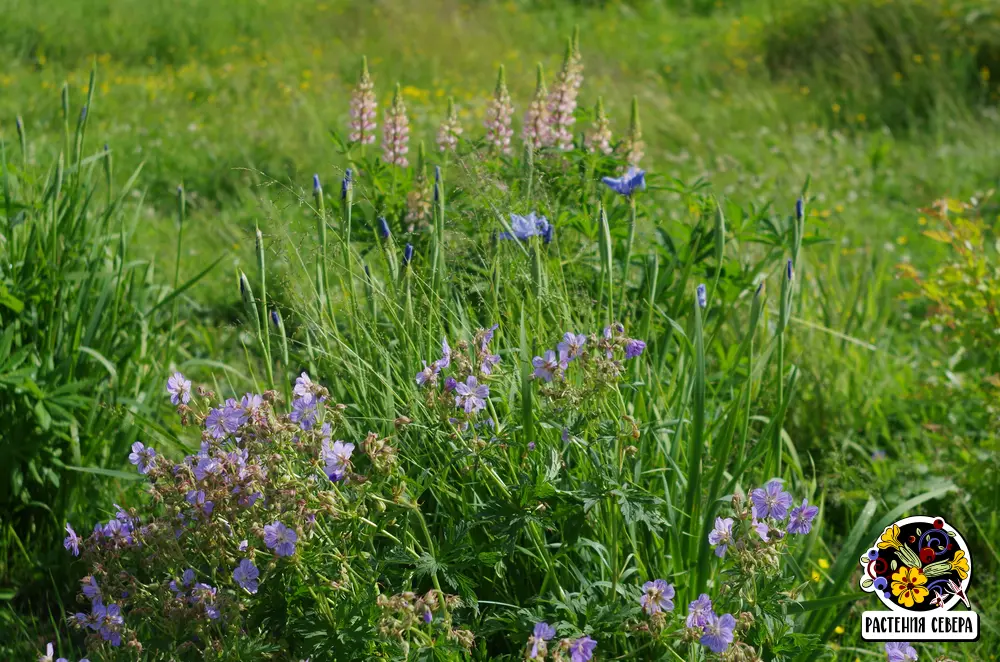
65,465 -> 143,481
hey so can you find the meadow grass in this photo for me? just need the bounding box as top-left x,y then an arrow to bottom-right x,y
1,0 -> 1000,659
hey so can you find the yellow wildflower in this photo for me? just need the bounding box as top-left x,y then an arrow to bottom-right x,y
891,566 -> 929,608
878,524 -> 902,549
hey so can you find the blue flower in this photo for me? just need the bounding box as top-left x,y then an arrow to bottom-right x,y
233,559 -> 260,594
602,167 -> 646,196
750,478 -> 793,520
501,212 -> 552,243
640,579 -> 675,615
166,372 -> 192,405
624,338 -> 646,359
527,622 -> 556,659
403,243 -> 414,266
64,523 -> 82,556
696,283 -> 707,309
700,611 -> 735,653
686,593 -> 713,627
569,635 -> 597,662
708,517 -> 734,557
378,216 -> 391,238
787,498 -> 819,535
454,376 -> 489,414
128,441 -> 156,474
263,521 -> 298,557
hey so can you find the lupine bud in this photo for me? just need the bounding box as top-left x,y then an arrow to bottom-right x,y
436,97 -> 462,152
341,169 -> 352,200
349,56 -> 377,145
522,63 -> 550,149
378,217 -> 391,239
313,174 -> 321,193
484,65 -> 514,154
585,97 -> 613,155
270,310 -> 281,327
403,243 -> 414,267
795,198 -> 804,221
382,84 -> 410,167
619,96 -> 644,169
696,283 -> 707,308
546,38 -> 580,151
786,259 -> 794,281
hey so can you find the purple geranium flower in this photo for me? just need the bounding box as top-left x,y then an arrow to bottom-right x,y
788,498 -> 819,535
128,441 -> 156,474
263,521 -> 298,557
624,338 -> 646,359
82,576 -> 101,601
480,352 -> 501,376
454,376 -> 489,414
443,376 -> 458,392
322,439 -> 355,481
527,622 -> 556,659
602,167 -> 646,197
640,579 -> 675,615
233,558 -> 260,594
290,396 -> 319,431
885,642 -> 918,662
433,338 -> 451,371
750,478 -> 793,521
751,518 -> 770,542
569,635 -> 597,662
194,456 -> 221,482
415,361 -> 437,387
708,517 -> 734,557
532,350 -> 566,382
700,611 -> 736,653
64,523 -> 82,556
166,372 -> 192,405
557,332 -> 587,361
686,593 -> 713,628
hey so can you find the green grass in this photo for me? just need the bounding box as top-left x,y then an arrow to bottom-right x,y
1,0 -> 1000,659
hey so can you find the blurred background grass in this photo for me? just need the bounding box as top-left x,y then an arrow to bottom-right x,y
2,0 -> 1000,657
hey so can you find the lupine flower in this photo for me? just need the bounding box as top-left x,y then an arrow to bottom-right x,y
382,84 -> 410,167
415,361 -> 437,387
618,96 -> 644,168
569,635 -> 597,662
322,439 -> 355,481
557,332 -> 587,360
624,338 -> 646,359
527,622 -> 556,659
585,97 -> 613,155
484,66 -> 514,154
696,283 -> 707,309
128,441 -> 156,474
640,579 -> 675,615
403,243 -> 414,267
788,498 -> 819,534
700,611 -> 736,653
546,38 -> 581,151
263,521 -> 298,557
523,63 -> 551,149
349,57 -> 377,145
601,167 -> 646,197
708,517 -> 734,557
64,523 -> 82,556
437,96 -> 462,152
454,376 -> 489,414
501,212 -> 552,243
532,350 -> 566,382
885,642 -> 918,662
166,372 -> 192,405
750,479 -> 793,520
686,594 -> 713,627
378,216 -> 391,239
233,558 -> 260,594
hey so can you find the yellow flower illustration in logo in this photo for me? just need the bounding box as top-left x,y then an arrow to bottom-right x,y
891,566 -> 929,608
878,524 -> 902,549
949,550 -> 970,579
